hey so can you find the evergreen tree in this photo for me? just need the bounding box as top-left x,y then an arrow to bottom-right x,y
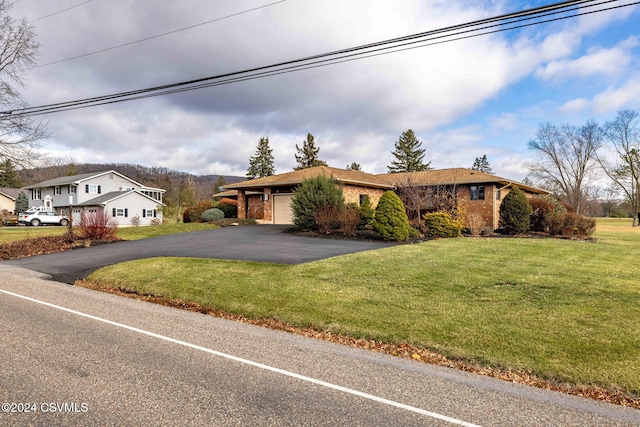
294,133 -> 327,170
387,129 -> 431,173
246,137 -> 275,179
0,159 -> 22,187
373,191 -> 410,241
346,162 -> 362,171
471,155 -> 493,174
213,176 -> 227,193
499,186 -> 533,234
290,175 -> 344,231
15,191 -> 28,213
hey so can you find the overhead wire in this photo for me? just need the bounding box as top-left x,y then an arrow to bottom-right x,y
4,0 -> 638,117
30,0 -> 287,69
30,0 -> 97,23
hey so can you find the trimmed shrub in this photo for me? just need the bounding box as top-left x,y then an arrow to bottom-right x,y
373,191 -> 410,241
216,198 -> 238,218
291,175 -> 345,231
529,195 -> 567,232
423,212 -> 462,238
577,216 -> 596,237
499,187 -> 533,234
188,200 -> 216,223
201,208 -> 225,222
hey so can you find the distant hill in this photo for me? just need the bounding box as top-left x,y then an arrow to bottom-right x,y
18,163 -> 245,201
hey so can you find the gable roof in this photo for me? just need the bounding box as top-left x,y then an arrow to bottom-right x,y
378,168 -> 549,194
0,187 -> 21,200
77,190 -> 165,207
224,166 -> 394,190
23,170 -> 144,189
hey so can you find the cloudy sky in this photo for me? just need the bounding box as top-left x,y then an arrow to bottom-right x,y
11,0 -> 640,179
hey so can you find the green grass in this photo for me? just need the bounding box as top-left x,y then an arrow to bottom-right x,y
0,226 -> 66,244
116,222 -> 218,240
85,219 -> 640,396
0,222 -> 217,244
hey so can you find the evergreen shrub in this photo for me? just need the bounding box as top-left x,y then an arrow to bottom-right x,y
291,175 -> 344,231
423,212 -> 462,238
499,187 -> 532,234
373,191 -> 409,241
201,208 -> 225,222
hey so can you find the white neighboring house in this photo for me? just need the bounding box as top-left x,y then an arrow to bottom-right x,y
22,170 -> 165,226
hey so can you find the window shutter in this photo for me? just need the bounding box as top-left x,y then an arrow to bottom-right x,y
98,185 -> 101,194
142,209 -> 146,218
112,208 -> 116,217
124,208 -> 128,218
153,210 -> 157,218
85,185 -> 89,193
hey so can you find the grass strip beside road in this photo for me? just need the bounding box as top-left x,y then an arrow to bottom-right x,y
84,218 -> 640,400
0,222 -> 217,244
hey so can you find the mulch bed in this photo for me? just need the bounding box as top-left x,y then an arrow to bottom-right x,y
0,235 -> 120,260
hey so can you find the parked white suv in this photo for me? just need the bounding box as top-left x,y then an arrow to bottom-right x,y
18,211 -> 70,227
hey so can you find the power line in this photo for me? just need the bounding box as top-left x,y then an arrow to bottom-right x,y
5,0 -> 638,117
30,0 -> 97,23
31,0 -> 287,69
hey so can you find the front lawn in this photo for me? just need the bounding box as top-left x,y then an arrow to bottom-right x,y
83,219 -> 640,403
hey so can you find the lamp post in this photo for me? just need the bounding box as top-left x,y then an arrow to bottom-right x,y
68,195 -> 73,235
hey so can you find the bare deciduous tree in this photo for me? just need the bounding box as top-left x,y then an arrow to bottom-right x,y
0,0 -> 47,166
597,109 -> 640,226
528,120 -> 604,214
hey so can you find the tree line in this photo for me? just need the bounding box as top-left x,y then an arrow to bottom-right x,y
246,129 -> 493,178
527,109 -> 640,225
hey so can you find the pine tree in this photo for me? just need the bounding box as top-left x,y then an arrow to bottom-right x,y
213,176 -> 227,193
294,133 -> 327,170
15,191 -> 28,213
246,137 -> 275,179
346,162 -> 362,171
0,159 -> 22,187
471,155 -> 493,174
387,129 -> 431,173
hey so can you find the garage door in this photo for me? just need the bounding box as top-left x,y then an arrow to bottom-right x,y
272,194 -> 294,224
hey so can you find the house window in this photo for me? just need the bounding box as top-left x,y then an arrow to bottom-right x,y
69,185 -> 77,194
496,189 -> 501,200
54,186 -> 61,195
142,209 -> 156,218
359,194 -> 369,205
113,208 -> 128,217
86,184 -> 101,194
470,185 -> 485,200
32,189 -> 42,200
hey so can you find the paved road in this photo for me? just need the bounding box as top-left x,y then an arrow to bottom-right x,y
1,267 -> 639,427
3,225 -> 390,283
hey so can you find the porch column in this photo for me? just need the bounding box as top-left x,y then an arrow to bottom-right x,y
237,190 -> 247,219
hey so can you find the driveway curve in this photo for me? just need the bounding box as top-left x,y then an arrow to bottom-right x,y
3,225 -> 391,284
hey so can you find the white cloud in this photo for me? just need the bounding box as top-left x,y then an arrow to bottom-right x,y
535,37 -> 638,82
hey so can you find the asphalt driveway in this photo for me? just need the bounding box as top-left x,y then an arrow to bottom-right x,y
3,225 -> 390,284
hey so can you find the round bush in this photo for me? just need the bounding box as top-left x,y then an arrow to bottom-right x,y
217,201 -> 238,218
201,208 -> 225,222
499,187 -> 533,234
423,211 -> 461,238
373,191 -> 409,241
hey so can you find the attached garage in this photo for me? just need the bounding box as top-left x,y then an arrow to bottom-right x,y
272,194 -> 294,224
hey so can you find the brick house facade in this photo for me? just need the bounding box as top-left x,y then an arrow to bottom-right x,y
222,166 -> 548,228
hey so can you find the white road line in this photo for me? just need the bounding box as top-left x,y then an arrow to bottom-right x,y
1,288 -> 481,427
